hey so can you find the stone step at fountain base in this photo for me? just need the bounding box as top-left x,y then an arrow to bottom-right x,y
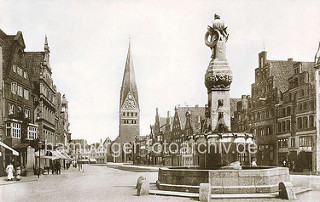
156,181 -> 280,194
150,187 -> 312,199
149,189 -> 278,199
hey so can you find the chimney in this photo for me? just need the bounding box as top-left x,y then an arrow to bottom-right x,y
195,104 -> 199,108
167,111 -> 170,117
288,58 -> 293,62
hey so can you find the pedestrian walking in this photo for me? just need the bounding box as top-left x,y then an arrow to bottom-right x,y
52,161 -> 55,174
56,161 -> 61,175
6,162 -> 14,181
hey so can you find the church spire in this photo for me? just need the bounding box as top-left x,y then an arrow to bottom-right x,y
120,40 -> 139,110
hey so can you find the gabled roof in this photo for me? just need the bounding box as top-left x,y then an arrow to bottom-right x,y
174,105 -> 205,132
120,42 -> 139,110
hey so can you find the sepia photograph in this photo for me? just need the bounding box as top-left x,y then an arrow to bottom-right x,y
0,0 -> 320,201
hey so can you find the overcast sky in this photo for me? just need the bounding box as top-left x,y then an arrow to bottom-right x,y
1,0 -> 320,143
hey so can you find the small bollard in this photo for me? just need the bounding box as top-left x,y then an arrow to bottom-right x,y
136,176 -> 146,189
137,180 -> 150,196
199,183 -> 211,202
279,182 -> 296,200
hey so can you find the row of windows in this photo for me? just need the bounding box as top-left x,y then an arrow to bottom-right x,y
9,104 -> 31,118
277,136 -> 313,148
297,116 -> 314,130
122,112 -> 138,117
250,109 -> 275,121
278,138 -> 288,148
40,84 -> 55,103
253,125 -> 273,136
11,82 -> 29,100
122,119 -> 137,124
13,65 -> 28,79
43,106 -> 55,124
277,120 -> 291,133
6,123 -> 21,138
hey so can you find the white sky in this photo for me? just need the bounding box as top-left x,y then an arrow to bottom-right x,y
1,0 -> 320,144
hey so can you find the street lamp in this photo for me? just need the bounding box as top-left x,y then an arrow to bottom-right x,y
38,141 -> 42,178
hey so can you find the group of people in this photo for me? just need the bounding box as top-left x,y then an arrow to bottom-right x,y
5,162 -> 21,181
50,161 -> 61,175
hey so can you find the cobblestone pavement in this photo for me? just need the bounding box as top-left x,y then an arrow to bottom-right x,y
0,164 -> 320,202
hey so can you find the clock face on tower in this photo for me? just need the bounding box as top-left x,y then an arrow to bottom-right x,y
123,92 -> 136,109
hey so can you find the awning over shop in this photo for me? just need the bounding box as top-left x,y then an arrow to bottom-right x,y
60,151 -> 72,160
35,152 -> 54,160
12,143 -> 31,150
0,141 -> 19,156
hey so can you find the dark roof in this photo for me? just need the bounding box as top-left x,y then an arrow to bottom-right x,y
175,106 -> 205,132
119,43 -> 139,109
25,52 -> 44,83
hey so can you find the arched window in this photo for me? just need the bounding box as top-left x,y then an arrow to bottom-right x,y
303,117 -> 308,129
298,118 -> 302,129
309,116 -> 314,128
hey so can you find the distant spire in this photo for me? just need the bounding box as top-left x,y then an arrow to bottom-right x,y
44,35 -> 50,53
119,39 -> 139,109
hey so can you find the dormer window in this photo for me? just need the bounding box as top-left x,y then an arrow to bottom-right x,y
24,72 -> 28,79
13,65 -> 17,73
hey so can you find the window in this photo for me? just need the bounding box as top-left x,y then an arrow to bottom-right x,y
278,122 -> 281,133
6,123 -> 11,136
9,104 -> 15,115
303,117 -> 308,129
24,72 -> 28,79
11,123 -> 21,138
303,102 -> 308,110
27,126 -> 37,140
278,138 -> 288,148
286,107 -> 291,116
25,109 -> 30,119
131,112 -> 134,116
127,112 -> 129,116
298,118 -> 302,129
13,65 -> 17,72
299,136 -> 313,147
17,86 -> 23,96
218,99 -> 224,107
282,121 -> 286,132
123,112 -> 125,116
310,116 -> 314,128
299,103 -> 302,111
17,67 -> 22,76
24,89 -> 29,100
135,112 -> 137,116
11,82 -> 17,94
286,120 -> 291,131
291,138 -> 296,147
266,126 -> 272,135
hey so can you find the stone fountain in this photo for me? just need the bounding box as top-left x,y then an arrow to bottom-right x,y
155,14 -> 290,195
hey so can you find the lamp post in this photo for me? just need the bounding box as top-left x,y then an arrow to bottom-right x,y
38,141 -> 42,178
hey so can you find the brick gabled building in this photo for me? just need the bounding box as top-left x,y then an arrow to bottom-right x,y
249,51 -> 315,166
0,30 -> 37,174
26,36 -> 58,148
276,61 -> 315,170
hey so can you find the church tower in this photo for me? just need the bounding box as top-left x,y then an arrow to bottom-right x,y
117,42 -> 140,144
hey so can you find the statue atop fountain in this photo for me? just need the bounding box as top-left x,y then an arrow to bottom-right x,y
205,14 -> 229,60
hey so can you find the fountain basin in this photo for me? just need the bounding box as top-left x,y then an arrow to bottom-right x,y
156,166 -> 290,194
